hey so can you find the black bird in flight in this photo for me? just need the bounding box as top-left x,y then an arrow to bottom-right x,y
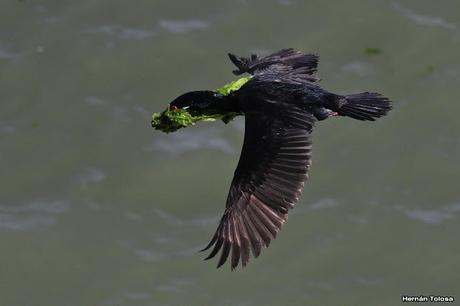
152,49 -> 392,270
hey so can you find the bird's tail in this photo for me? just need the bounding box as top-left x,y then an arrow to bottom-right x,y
338,92 -> 392,121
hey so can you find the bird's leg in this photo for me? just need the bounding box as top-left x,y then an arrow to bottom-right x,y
312,106 -> 338,121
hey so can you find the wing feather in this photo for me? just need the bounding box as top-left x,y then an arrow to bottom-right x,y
228,48 -> 319,83
201,107 -> 315,269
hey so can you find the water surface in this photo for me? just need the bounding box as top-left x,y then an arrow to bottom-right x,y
1,1 -> 460,305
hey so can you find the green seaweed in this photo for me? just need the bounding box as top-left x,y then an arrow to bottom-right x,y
216,76 -> 252,96
152,108 -> 240,133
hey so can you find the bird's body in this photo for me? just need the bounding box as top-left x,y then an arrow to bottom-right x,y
151,49 -> 392,270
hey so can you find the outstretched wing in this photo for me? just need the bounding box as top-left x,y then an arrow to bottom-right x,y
228,48 -> 319,83
201,105 -> 315,269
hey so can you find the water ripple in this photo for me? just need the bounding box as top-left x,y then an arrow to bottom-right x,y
1,124 -> 16,134
152,207 -> 219,227
398,202 -> 460,225
0,214 -> 57,232
76,168 -> 108,186
276,0 -> 293,6
85,96 -> 109,106
0,43 -> 21,60
392,3 -> 457,31
103,290 -> 151,306
148,128 -> 235,155
0,200 -> 70,232
341,61 -> 375,77
158,19 -> 209,34
83,24 -> 156,40
295,198 -> 340,214
134,249 -> 167,262
155,278 -> 193,293
0,200 -> 70,214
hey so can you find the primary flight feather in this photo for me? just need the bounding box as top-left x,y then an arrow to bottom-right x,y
152,48 -> 392,270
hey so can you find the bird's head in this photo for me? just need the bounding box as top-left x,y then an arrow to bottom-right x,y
169,90 -> 219,112
152,90 -> 232,133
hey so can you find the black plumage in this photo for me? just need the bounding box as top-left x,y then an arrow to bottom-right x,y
164,49 -> 392,270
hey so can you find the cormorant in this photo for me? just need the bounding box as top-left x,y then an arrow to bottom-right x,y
151,49 -> 392,270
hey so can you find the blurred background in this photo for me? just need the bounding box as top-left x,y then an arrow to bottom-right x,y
1,0 -> 459,305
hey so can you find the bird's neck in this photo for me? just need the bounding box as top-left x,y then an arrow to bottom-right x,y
191,91 -> 240,117
189,76 -> 250,116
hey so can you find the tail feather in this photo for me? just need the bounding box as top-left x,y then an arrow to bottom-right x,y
338,92 -> 392,121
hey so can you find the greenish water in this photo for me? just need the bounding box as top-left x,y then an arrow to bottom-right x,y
1,1 -> 460,305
